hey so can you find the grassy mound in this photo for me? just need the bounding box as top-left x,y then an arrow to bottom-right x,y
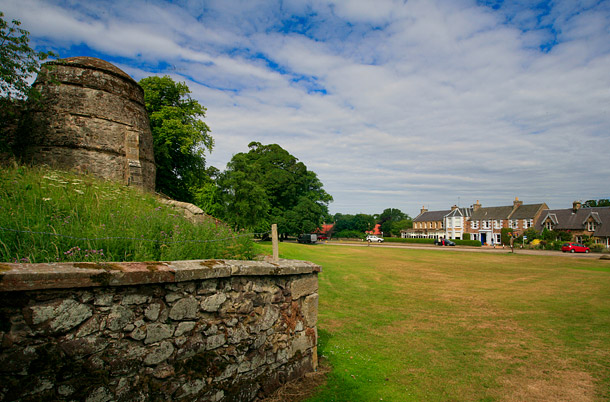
0,164 -> 255,263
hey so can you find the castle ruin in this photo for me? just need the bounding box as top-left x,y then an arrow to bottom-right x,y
22,57 -> 156,191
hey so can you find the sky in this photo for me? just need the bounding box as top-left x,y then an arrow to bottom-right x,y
2,0 -> 609,217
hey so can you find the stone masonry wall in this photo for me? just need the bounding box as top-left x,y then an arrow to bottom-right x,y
0,259 -> 320,402
22,57 -> 156,191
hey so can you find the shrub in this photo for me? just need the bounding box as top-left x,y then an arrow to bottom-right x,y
590,244 -> 605,253
384,238 -> 435,245
462,233 -> 470,240
453,239 -> 483,247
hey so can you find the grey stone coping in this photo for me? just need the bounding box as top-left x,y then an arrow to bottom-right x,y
0,259 -> 321,292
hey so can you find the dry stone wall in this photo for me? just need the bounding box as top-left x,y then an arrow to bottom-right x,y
0,259 -> 320,402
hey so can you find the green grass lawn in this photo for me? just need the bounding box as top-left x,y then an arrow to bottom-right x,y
268,243 -> 610,402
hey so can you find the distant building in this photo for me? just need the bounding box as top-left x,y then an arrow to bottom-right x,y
402,198 -> 548,245
537,201 -> 610,248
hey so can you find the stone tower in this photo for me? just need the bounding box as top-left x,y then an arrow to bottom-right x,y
22,57 -> 155,191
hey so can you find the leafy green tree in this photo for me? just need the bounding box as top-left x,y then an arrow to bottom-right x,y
218,142 -> 332,235
583,199 -> 610,208
391,218 -> 413,236
1,12 -> 55,154
1,12 -> 55,99
333,213 -> 375,233
139,76 -> 213,203
378,208 -> 409,237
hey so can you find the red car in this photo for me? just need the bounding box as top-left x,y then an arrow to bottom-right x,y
561,243 -> 590,253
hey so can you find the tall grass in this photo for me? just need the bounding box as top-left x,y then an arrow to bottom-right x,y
0,164 -> 255,263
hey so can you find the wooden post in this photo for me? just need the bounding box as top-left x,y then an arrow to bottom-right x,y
272,224 -> 279,262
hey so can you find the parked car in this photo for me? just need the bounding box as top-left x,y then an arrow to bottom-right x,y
561,242 -> 590,253
297,234 -> 318,244
434,238 -> 456,246
366,235 -> 384,243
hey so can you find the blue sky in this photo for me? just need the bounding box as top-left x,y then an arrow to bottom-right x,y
2,0 -> 609,216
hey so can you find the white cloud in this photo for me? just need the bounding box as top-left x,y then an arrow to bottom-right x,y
2,0 -> 609,215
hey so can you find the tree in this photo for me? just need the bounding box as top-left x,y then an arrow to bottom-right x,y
378,208 -> 410,237
333,213 -> 375,233
583,199 -> 610,208
139,76 -> 213,203
1,12 -> 55,154
1,12 -> 55,99
218,142 -> 332,235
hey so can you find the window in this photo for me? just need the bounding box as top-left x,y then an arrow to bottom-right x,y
523,219 -> 533,229
471,221 -> 479,229
545,221 -> 553,230
587,221 -> 596,232
494,220 -> 500,229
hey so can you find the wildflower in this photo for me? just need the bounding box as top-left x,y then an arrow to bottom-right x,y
42,197 -> 52,201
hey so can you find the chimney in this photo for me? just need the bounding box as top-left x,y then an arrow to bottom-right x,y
420,205 -> 428,215
473,200 -> 482,211
573,200 -> 581,213
451,205 -> 459,211
513,197 -> 523,208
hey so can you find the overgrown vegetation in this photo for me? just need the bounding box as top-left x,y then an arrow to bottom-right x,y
0,164 -> 256,263
270,243 -> 610,401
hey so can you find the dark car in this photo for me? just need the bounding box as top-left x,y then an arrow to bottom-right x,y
434,238 -> 455,246
561,242 -> 590,253
297,234 -> 318,244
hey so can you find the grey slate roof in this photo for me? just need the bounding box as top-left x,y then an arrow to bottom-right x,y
509,203 -> 547,219
536,206 -> 610,237
470,206 -> 514,220
413,210 -> 451,222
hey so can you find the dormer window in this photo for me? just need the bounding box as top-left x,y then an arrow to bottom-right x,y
587,221 -> 596,232
545,221 -> 553,230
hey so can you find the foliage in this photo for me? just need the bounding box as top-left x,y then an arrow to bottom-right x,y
501,228 -> 514,245
462,232 -> 470,240
218,142 -> 332,235
583,199 -> 610,208
590,244 -> 606,253
333,213 -> 375,234
383,237 -> 435,245
378,208 -> 410,237
139,76 -> 213,204
1,13 -> 55,155
0,164 -> 255,263
0,12 -> 56,100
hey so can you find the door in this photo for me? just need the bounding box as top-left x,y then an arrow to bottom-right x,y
480,232 -> 487,245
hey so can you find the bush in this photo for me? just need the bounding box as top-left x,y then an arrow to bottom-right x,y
453,239 -> 483,247
590,244 -> 605,253
462,233 -> 470,240
384,238 -> 435,245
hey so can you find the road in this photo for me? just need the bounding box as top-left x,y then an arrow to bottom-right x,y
315,240 -> 609,260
